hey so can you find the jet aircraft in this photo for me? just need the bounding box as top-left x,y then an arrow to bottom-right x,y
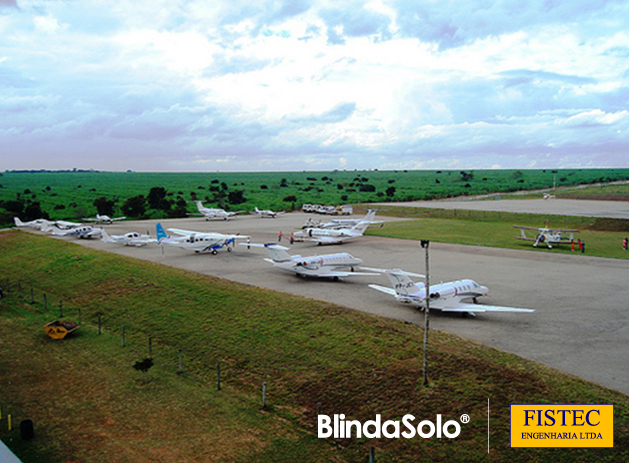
293,220 -> 371,245
101,230 -> 154,246
193,201 -> 241,221
317,210 -> 382,230
252,207 -> 283,218
514,225 -> 579,248
156,223 -> 249,254
369,269 -> 534,315
82,214 -> 126,224
245,243 -> 379,280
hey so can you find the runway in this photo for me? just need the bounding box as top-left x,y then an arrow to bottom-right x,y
42,211 -> 629,396
374,198 -> 629,219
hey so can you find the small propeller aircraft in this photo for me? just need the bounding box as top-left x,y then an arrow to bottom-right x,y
369,269 -> 534,316
82,214 -> 126,224
156,223 -> 249,254
193,201 -> 241,221
244,243 -> 379,280
318,210 -> 383,230
252,207 -> 283,218
49,225 -> 104,239
514,225 -> 579,248
293,219 -> 372,245
101,230 -> 154,247
14,217 -> 83,230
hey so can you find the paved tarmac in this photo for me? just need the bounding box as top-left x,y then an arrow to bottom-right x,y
38,210 -> 629,396
374,198 -> 629,219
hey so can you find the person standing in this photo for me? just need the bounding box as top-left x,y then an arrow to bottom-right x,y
278,231 -> 283,242
623,237 -> 628,251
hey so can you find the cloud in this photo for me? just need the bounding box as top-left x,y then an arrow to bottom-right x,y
0,0 -> 628,171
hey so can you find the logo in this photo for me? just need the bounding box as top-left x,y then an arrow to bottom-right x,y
511,404 -> 613,448
318,414 -> 467,439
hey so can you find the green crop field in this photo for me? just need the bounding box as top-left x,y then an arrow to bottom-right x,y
356,205 -> 629,259
1,231 -> 628,462
1,168 -> 628,226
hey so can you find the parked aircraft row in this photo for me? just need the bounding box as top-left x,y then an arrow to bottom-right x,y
13,211 -> 537,316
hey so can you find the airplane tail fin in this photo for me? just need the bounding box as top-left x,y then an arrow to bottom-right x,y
156,223 -> 168,242
349,220 -> 371,235
101,229 -> 111,242
14,217 -> 24,227
364,210 -> 376,222
386,269 -> 424,296
264,243 -> 292,262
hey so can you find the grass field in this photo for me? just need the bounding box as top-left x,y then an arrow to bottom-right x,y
2,168 -> 629,226
1,230 -> 628,462
355,206 -> 629,260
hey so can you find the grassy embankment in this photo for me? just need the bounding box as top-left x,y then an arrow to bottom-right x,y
0,230 -> 628,462
356,205 -> 629,259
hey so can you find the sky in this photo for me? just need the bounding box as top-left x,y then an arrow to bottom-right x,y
1,0 -> 629,172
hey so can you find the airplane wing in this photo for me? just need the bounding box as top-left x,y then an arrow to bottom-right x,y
166,228 -> 197,237
111,216 -> 126,221
432,301 -> 534,313
362,268 -> 425,278
82,217 -> 98,222
368,284 -> 398,296
315,271 -> 381,278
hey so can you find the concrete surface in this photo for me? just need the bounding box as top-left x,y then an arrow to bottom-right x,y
33,210 -> 629,396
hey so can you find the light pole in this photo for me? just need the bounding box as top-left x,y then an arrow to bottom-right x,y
421,240 -> 430,386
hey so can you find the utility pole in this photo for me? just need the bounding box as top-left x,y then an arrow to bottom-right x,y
421,240 -> 430,386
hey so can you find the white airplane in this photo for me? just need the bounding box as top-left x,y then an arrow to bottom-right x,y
101,230 -> 154,247
14,217 -> 83,230
245,243 -> 379,280
14,217 -> 54,230
318,210 -> 383,230
252,207 -> 283,218
514,225 -> 579,248
83,214 -> 126,224
156,223 -> 249,254
293,220 -> 372,245
369,269 -> 534,316
193,201 -> 241,221
50,225 -> 104,239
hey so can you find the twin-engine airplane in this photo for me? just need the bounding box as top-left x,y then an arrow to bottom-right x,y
514,225 -> 579,248
156,223 -> 249,254
101,230 -> 154,247
369,269 -> 534,316
252,207 -> 283,218
245,243 -> 379,280
82,214 -> 126,224
50,225 -> 103,239
293,219 -> 372,245
193,201 -> 241,221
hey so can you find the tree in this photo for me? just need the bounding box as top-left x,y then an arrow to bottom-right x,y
93,196 -> 116,216
386,186 -> 396,197
227,190 -> 246,205
121,195 -> 146,218
147,187 -> 170,211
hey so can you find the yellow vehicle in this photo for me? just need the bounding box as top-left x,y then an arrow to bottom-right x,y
44,320 -> 80,340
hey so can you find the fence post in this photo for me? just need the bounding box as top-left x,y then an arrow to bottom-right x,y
262,382 -> 267,409
59,301 -> 63,318
216,363 -> 221,391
